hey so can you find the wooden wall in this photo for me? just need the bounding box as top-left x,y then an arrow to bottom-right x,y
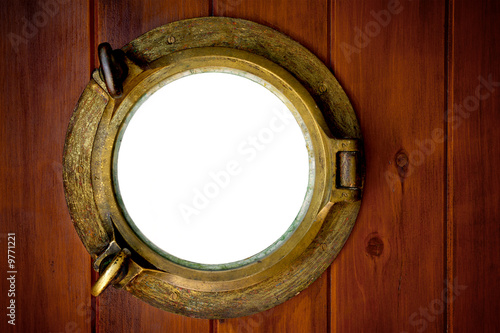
1,0 -> 498,332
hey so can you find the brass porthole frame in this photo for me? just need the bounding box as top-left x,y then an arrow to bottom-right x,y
63,17 -> 364,319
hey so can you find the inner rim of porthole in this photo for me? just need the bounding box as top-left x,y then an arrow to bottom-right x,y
112,67 -> 316,271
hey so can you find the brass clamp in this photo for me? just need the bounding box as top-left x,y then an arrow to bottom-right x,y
98,43 -> 129,98
91,248 -> 131,297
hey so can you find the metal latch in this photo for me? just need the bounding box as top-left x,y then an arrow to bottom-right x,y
330,139 -> 363,202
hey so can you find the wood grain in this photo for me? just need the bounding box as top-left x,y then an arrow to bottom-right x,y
217,273 -> 328,333
95,1 -> 211,332
98,287 -> 211,332
330,0 -> 447,331
214,0 -> 329,332
214,0 -> 329,63
97,0 -> 210,49
450,0 -> 500,331
1,0 -> 499,331
0,0 -> 92,332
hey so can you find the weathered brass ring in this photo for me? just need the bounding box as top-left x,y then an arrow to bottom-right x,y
63,17 -> 364,318
93,46 -> 334,289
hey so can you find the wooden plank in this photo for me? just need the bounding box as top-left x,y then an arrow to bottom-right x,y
449,0 -> 500,331
97,0 -> 209,48
214,0 -> 329,63
0,0 -> 92,332
214,0 -> 329,332
98,287 -> 211,332
218,274 -> 328,333
95,1 -> 211,332
330,0 -> 446,332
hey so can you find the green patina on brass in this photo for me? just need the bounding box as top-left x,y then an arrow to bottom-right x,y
63,17 -> 365,319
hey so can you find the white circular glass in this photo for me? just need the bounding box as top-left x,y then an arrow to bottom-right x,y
114,71 -> 313,268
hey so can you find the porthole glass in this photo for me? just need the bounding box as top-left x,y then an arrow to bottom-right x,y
114,71 -> 313,268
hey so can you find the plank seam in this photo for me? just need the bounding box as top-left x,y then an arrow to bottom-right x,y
445,0 -> 455,331
327,1 -> 333,332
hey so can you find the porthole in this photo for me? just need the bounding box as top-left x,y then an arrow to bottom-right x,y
63,17 -> 364,318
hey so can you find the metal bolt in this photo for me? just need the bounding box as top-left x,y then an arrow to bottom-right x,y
167,36 -> 176,44
319,83 -> 328,93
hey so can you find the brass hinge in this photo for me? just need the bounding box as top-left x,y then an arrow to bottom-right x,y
330,139 -> 363,203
